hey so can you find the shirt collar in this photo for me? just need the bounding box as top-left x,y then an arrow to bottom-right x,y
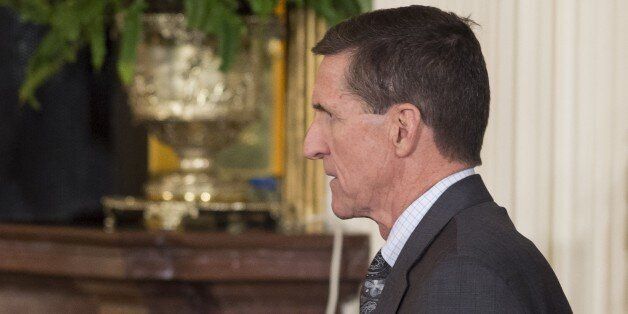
380,168 -> 476,266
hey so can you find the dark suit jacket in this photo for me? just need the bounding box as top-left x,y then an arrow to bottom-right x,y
375,174 -> 572,313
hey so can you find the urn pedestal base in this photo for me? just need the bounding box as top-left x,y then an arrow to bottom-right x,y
102,196 -> 278,232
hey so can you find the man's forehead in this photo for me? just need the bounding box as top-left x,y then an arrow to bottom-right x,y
319,53 -> 351,78
313,53 -> 351,99
312,52 -> 369,115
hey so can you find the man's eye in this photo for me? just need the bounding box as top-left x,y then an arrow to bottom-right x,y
317,109 -> 331,118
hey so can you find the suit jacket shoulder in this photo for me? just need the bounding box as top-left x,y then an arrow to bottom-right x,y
375,175 -> 572,314
402,202 -> 571,313
403,241 -> 524,313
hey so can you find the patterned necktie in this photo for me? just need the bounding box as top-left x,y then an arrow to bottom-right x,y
359,250 -> 392,314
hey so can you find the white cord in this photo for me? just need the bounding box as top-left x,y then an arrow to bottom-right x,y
325,223 -> 343,314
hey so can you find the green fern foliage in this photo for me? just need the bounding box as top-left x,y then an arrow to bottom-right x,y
0,0 -> 368,107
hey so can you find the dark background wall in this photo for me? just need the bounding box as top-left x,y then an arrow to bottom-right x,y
0,8 -> 146,225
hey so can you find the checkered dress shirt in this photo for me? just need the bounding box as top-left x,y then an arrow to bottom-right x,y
381,168 -> 475,266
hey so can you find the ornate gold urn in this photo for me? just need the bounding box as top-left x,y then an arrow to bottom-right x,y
103,13 -> 278,231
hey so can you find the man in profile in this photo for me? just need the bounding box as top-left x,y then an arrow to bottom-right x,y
303,5 -> 571,313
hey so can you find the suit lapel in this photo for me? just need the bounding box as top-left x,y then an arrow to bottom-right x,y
374,174 -> 493,313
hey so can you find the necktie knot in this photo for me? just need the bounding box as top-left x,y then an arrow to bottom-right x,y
360,250 -> 392,313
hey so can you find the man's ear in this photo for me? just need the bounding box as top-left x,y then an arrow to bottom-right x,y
388,103 -> 422,157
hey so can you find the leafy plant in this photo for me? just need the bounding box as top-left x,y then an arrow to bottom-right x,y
0,0 -> 370,108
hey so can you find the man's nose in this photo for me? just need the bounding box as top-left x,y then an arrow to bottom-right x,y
303,123 -> 329,160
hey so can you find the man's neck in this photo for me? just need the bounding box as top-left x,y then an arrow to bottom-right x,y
372,161 -> 470,239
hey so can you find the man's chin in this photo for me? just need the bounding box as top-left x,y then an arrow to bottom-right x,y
332,211 -> 354,220
331,204 -> 369,220
330,204 -> 355,220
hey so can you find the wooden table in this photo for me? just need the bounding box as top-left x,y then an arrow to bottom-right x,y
0,224 -> 369,313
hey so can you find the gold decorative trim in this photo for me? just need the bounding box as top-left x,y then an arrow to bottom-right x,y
283,8 -> 327,233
